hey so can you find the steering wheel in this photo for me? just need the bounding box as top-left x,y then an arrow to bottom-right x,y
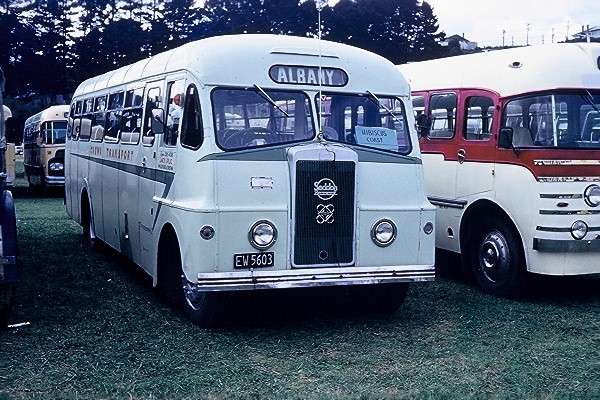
221,127 -> 272,148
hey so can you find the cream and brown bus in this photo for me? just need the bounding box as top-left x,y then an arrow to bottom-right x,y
23,105 -> 69,187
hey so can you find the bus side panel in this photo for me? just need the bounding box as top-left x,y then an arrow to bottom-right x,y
102,142 -> 120,250
88,143 -> 104,240
118,142 -> 141,262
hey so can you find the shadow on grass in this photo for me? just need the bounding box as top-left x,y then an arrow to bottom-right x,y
11,185 -> 64,199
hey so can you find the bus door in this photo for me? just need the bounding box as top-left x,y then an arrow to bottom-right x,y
418,92 -> 461,250
455,90 -> 497,198
138,80 -> 164,268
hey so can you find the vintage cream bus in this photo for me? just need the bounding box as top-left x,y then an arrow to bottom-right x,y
399,43 -> 600,296
23,105 -> 69,187
65,34 -> 435,326
0,68 -> 18,329
2,105 -> 14,187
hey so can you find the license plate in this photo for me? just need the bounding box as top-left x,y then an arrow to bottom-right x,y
234,252 -> 275,269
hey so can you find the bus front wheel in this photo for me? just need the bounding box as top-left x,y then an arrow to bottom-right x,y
469,217 -> 526,297
157,232 -> 223,327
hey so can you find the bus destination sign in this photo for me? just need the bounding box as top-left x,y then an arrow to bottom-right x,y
269,65 -> 348,87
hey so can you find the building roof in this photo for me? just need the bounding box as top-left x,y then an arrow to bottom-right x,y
73,34 -> 409,98
398,43 -> 600,97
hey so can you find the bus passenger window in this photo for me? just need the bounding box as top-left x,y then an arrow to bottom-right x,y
72,100 -> 83,140
79,98 -> 94,141
91,96 -> 107,142
429,93 -> 456,139
143,87 -> 162,145
181,84 -> 203,149
121,88 -> 144,144
67,103 -> 76,140
105,91 -> 124,142
464,96 -> 494,141
165,80 -> 185,147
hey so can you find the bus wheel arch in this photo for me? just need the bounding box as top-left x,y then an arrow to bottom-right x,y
80,188 -> 95,245
157,222 -> 222,327
459,199 -> 527,297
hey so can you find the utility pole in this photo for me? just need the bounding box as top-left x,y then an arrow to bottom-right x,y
526,23 -> 531,46
587,25 -> 591,43
502,29 -> 506,47
511,36 -> 514,47
541,35 -> 544,45
552,28 -> 555,43
566,21 -> 570,41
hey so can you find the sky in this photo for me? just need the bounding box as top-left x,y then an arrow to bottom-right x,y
424,0 -> 600,47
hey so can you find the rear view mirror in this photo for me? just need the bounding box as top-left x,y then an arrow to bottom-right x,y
416,114 -> 431,137
151,108 -> 165,135
498,127 -> 514,148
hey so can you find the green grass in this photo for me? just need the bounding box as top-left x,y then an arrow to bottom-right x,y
1,188 -> 600,399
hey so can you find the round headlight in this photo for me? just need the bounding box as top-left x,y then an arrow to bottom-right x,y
571,220 -> 588,240
49,162 -> 64,171
371,219 -> 397,247
584,184 -> 600,207
248,220 -> 277,250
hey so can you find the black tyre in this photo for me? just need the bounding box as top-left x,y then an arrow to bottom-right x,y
0,285 -> 14,330
157,231 -> 223,327
348,283 -> 409,315
468,216 -> 526,297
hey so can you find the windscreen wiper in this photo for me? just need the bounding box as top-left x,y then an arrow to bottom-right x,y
582,89 -> 600,115
253,84 -> 290,117
366,90 -> 400,122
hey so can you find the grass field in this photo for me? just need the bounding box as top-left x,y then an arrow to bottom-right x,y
1,182 -> 600,398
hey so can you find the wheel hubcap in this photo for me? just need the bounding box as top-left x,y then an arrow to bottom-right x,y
478,231 -> 510,284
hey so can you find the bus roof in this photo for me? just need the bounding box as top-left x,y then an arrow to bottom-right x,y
24,105 -> 70,127
398,43 -> 600,98
73,34 -> 409,97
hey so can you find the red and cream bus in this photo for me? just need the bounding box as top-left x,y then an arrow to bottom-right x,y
399,43 -> 600,296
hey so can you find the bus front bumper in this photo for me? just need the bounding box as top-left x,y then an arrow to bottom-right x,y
185,265 -> 435,292
44,176 -> 65,186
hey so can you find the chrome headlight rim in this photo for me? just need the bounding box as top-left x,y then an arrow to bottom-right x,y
584,184 -> 600,207
371,218 -> 397,247
248,220 -> 278,250
571,220 -> 588,240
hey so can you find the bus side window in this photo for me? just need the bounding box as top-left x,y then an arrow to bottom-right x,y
67,103 -> 76,140
91,95 -> 107,142
428,93 -> 456,139
165,80 -> 185,147
72,100 -> 83,140
105,91 -> 124,142
411,95 -> 426,136
121,88 -> 144,145
464,96 -> 494,141
79,98 -> 94,141
181,84 -> 203,150
143,86 -> 162,146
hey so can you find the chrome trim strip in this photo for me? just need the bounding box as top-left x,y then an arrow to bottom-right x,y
538,176 -> 600,183
536,226 -> 600,232
539,193 -> 583,199
193,265 -> 435,292
533,238 -> 600,253
428,196 -> 467,209
539,209 -> 600,215
534,160 -> 600,166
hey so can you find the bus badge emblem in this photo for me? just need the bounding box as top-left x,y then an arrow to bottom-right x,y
314,178 -> 337,201
316,204 -> 335,224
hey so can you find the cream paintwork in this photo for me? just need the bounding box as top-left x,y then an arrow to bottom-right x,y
66,35 -> 436,291
23,105 -> 68,186
401,43 -> 600,277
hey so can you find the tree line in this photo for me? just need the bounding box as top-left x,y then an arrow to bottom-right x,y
1,0 -> 445,96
